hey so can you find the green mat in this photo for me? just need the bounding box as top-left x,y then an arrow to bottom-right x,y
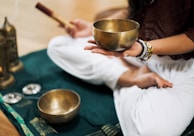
0,49 -> 119,136
0,49 -> 193,136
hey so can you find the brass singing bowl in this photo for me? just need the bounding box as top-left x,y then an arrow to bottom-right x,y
93,19 -> 139,51
37,89 -> 81,124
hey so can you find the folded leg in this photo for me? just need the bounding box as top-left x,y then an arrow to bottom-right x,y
47,36 -> 128,89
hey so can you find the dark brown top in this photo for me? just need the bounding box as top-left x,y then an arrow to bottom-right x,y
130,0 -> 194,60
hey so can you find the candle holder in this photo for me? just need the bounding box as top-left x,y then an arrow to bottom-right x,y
0,29 -> 15,90
2,17 -> 23,73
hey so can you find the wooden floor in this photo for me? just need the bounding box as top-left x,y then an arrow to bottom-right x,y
0,0 -> 127,135
0,0 -> 127,56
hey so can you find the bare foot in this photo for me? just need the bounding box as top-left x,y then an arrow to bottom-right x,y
118,66 -> 173,88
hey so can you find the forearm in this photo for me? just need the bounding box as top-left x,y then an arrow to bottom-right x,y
149,34 -> 194,55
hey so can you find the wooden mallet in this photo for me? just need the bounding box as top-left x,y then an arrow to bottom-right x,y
35,2 -> 73,28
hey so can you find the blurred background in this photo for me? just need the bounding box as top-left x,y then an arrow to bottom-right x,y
0,0 -> 127,56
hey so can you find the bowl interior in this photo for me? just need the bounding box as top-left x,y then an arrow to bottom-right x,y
93,19 -> 139,33
38,89 -> 80,115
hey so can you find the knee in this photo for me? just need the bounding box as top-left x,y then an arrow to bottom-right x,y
48,36 -> 65,52
47,36 -> 72,59
123,112 -> 183,136
47,41 -> 57,60
47,36 -> 60,57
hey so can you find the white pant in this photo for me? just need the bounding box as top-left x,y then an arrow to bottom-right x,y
47,35 -> 194,136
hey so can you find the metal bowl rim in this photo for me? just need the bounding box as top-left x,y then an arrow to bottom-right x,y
37,89 -> 81,116
93,18 -> 140,34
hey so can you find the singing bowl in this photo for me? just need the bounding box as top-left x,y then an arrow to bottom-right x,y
93,19 -> 139,51
37,89 -> 81,124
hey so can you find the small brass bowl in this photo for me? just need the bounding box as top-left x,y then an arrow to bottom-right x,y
37,89 -> 81,124
93,19 -> 139,51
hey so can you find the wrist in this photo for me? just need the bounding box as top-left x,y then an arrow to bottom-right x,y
136,39 -> 153,61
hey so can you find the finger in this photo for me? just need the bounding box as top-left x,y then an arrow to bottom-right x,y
155,77 -> 165,88
157,78 -> 173,88
92,48 -> 121,57
70,19 -> 79,25
84,46 -> 98,50
161,79 -> 173,88
91,48 -> 110,55
84,46 -> 107,55
165,81 -> 173,88
88,40 -> 96,44
65,27 -> 71,33
65,26 -> 77,37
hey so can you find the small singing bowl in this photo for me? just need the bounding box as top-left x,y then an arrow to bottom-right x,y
93,19 -> 139,51
37,89 -> 81,124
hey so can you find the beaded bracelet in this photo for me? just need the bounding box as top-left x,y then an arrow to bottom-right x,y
136,39 -> 153,61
